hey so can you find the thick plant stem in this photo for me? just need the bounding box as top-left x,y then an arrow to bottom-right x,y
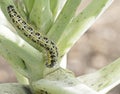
0,25 -> 44,82
32,67 -> 98,94
0,0 -> 117,94
0,83 -> 32,94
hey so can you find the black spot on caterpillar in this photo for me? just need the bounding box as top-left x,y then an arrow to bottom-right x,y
7,5 -> 58,68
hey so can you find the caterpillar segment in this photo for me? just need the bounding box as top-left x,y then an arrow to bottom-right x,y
7,5 -> 58,68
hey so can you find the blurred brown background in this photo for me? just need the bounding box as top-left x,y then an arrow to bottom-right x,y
0,0 -> 120,94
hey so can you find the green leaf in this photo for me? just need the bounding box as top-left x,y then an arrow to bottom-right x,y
29,0 -> 53,34
23,0 -> 35,14
57,0 -> 113,57
47,0 -> 81,42
50,0 -> 67,20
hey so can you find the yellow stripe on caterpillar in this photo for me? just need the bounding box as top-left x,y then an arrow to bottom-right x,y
7,5 -> 58,68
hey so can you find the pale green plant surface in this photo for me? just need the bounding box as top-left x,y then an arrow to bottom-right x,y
0,0 -> 119,94
78,58 -> 120,94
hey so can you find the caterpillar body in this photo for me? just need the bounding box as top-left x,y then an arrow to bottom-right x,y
7,5 -> 58,68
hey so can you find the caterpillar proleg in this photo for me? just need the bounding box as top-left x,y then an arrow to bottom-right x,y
7,5 -> 58,68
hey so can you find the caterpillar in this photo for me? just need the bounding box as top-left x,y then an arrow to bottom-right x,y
7,5 -> 58,68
